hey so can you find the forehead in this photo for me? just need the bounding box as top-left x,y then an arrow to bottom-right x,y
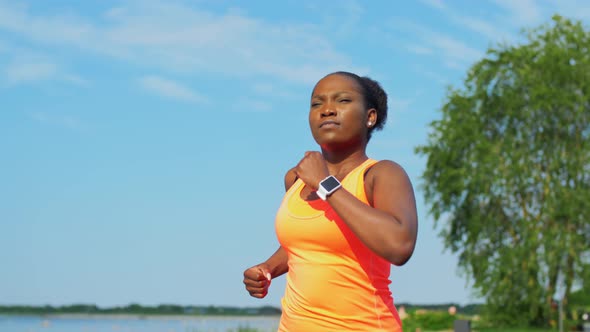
312,74 -> 363,96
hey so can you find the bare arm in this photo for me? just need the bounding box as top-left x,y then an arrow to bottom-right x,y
294,152 -> 418,266
327,160 -> 418,265
261,246 -> 289,278
243,168 -> 295,298
262,167 -> 297,277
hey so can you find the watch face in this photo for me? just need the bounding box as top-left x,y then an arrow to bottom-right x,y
321,176 -> 340,192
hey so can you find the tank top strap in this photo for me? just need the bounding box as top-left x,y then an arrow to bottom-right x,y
346,158 -> 379,205
358,158 -> 379,174
283,177 -> 304,202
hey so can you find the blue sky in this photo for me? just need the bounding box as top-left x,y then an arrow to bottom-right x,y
1,0 -> 589,309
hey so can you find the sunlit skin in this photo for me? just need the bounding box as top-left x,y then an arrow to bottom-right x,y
243,73 -> 418,299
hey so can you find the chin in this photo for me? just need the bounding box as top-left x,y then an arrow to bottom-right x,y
315,136 -> 341,146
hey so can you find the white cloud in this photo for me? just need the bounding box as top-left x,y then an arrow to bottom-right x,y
0,1 -> 95,46
5,61 -> 57,83
63,74 -> 89,86
432,34 -> 482,63
491,0 -> 543,26
546,0 -> 590,21
412,65 -> 449,85
419,0 -> 446,10
251,83 -> 299,100
3,57 -> 88,86
489,0 -> 590,31
139,75 -> 207,103
420,0 -> 514,41
404,0 -> 590,80
392,20 -> 483,68
305,0 -> 364,28
233,99 -> 274,113
406,44 -> 434,55
453,15 -> 512,41
29,112 -> 83,130
0,0 -> 360,85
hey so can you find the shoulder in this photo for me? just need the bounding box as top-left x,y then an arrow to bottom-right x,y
365,160 -> 413,193
365,159 -> 415,206
284,167 -> 298,192
366,160 -> 409,180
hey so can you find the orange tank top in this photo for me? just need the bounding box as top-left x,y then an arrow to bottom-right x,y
275,159 -> 402,332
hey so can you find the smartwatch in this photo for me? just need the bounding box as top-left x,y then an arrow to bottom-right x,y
316,175 -> 342,200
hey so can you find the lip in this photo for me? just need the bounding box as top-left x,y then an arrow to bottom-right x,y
319,120 -> 340,128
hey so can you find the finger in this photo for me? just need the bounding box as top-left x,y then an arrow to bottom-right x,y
243,269 -> 267,281
256,267 -> 272,282
246,284 -> 269,296
243,278 -> 268,288
246,285 -> 267,295
250,291 -> 267,299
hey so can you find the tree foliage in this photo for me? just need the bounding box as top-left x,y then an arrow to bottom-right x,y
416,15 -> 590,327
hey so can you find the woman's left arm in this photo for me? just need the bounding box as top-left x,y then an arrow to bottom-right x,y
328,160 -> 418,266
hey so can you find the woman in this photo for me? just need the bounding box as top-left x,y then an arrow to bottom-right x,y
243,71 -> 418,331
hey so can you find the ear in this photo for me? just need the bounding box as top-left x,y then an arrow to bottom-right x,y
366,108 -> 377,128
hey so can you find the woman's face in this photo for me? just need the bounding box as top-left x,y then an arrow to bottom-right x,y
309,74 -> 374,149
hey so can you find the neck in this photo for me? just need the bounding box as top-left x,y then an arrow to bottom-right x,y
320,147 -> 369,178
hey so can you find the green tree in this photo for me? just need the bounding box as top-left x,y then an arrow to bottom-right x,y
416,15 -> 590,327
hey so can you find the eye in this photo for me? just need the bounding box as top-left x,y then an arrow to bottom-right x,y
339,99 -> 351,103
311,102 -> 321,108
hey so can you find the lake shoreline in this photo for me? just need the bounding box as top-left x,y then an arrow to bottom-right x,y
0,313 -> 281,320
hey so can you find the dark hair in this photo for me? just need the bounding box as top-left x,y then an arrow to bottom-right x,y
324,71 -> 388,141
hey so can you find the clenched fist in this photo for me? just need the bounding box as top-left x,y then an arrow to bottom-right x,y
294,151 -> 330,190
243,264 -> 272,298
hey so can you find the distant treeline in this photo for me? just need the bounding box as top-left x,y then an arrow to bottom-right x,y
0,303 -> 483,316
0,304 -> 281,316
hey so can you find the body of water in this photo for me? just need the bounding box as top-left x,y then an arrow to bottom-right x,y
0,315 -> 280,332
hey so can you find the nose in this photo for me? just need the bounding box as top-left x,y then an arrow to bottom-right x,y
320,103 -> 336,117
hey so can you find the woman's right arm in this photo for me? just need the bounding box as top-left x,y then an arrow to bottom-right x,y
265,167 -> 297,277
242,167 -> 296,298
262,246 -> 289,278
243,246 -> 288,298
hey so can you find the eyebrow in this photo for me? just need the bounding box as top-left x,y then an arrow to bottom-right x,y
311,91 -> 355,99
